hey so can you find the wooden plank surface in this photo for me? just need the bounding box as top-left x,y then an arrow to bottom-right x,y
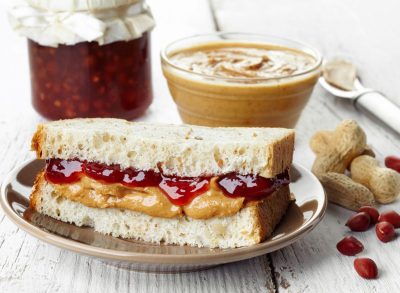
211,0 -> 400,292
1,0 -> 400,292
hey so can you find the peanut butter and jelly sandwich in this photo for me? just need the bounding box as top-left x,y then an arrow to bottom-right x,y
30,118 -> 294,248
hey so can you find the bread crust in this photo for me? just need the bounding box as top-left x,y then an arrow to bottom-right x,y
252,185 -> 291,242
30,170 -> 44,210
31,124 -> 45,158
30,118 -> 294,177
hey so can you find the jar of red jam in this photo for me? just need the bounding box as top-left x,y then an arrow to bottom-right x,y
9,0 -> 155,120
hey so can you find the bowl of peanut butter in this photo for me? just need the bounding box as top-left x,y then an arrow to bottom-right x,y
161,33 -> 322,127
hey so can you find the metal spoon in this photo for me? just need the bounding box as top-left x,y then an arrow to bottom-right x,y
319,62 -> 400,134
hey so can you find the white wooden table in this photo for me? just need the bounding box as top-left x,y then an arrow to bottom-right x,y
1,0 -> 400,292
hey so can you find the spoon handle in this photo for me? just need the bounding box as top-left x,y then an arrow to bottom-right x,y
355,92 -> 400,134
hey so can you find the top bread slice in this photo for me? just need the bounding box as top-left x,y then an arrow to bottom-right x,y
31,118 -> 294,178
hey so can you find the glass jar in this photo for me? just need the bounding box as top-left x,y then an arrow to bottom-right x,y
28,34 -> 151,119
9,0 -> 155,120
161,33 -> 322,127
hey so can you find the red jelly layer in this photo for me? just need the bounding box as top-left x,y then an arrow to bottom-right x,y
44,159 -> 290,206
84,162 -> 124,184
28,34 -> 152,120
122,168 -> 161,187
45,159 -> 84,183
217,171 -> 290,200
159,175 -> 210,206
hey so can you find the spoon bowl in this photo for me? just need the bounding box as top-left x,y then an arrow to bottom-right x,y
318,77 -> 374,99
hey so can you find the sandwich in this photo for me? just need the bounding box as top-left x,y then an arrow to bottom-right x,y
30,118 -> 295,248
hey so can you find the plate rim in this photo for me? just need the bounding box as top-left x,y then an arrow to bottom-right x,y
0,159 -> 327,265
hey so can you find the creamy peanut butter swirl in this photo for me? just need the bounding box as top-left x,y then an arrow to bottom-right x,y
51,176 -> 249,219
170,44 -> 316,79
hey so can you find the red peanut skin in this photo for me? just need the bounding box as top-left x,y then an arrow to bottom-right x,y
376,221 -> 396,243
346,212 -> 371,232
385,156 -> 400,173
358,206 -> 379,224
378,210 -> 400,228
336,236 -> 364,256
354,258 -> 378,279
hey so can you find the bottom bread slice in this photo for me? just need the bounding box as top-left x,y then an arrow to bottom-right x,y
30,177 -> 291,248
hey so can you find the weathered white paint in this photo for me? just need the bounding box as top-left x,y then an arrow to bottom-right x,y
1,0 -> 400,292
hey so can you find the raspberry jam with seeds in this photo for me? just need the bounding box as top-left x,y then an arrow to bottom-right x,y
44,159 -> 289,206
28,33 -> 152,120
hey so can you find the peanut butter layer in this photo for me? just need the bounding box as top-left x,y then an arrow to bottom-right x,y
50,175 -> 245,219
169,42 -> 316,79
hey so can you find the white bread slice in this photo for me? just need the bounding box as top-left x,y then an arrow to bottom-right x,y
31,118 -> 294,178
31,175 -> 291,248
